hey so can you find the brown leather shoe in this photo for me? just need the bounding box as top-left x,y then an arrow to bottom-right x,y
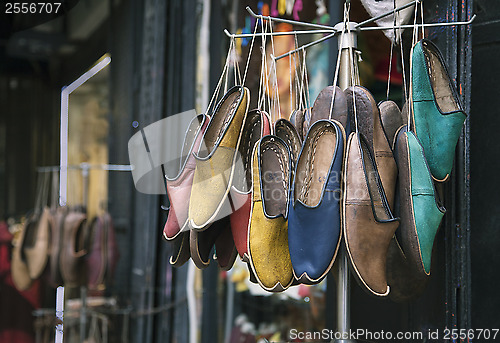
310,86 -> 348,130
346,86 -> 398,211
190,216 -> 237,270
23,208 -> 52,280
343,132 -> 399,297
169,231 -> 191,267
49,207 -> 68,286
274,118 -> 302,181
60,210 -> 89,287
11,220 -> 33,291
87,212 -> 120,291
378,100 -> 406,151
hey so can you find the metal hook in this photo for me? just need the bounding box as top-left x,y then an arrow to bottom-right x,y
359,14 -> 476,31
273,32 -> 337,61
246,6 -> 336,31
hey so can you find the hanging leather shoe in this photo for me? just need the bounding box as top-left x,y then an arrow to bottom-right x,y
23,208 -> 52,280
310,86 -> 349,131
410,39 -> 467,182
393,126 -> 445,276
274,118 -> 302,181
60,209 -> 89,287
247,136 -> 293,292
346,86 -> 398,211
344,132 -> 399,297
288,119 -> 344,284
163,114 -> 209,240
169,231 -> 191,267
229,109 -> 270,261
189,86 -> 250,229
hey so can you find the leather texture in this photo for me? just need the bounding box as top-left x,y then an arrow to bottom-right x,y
23,207 -> 52,280
275,118 -> 302,181
378,100 -> 406,151
169,231 -> 191,267
411,39 -> 467,182
310,86 -> 349,131
386,236 -> 429,302
164,114 -> 209,240
394,127 -> 445,276
49,207 -> 68,286
11,219 -> 34,291
346,86 -> 398,212
60,210 -> 89,287
343,133 -> 399,297
87,212 -> 120,291
189,86 -> 250,229
229,110 -> 271,261
288,119 -> 345,284
248,136 -> 293,292
190,216 -> 237,270
291,109 -> 306,140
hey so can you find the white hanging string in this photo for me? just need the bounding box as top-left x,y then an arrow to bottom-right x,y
258,19 -> 268,111
242,18 -> 260,86
206,39 -> 235,115
386,3 -> 398,101
302,48 -> 312,113
268,20 -> 281,122
329,5 -> 348,119
343,2 -> 360,133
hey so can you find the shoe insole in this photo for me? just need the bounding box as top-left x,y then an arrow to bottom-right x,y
261,140 -> 289,217
295,124 -> 336,208
202,92 -> 241,155
424,42 -> 459,113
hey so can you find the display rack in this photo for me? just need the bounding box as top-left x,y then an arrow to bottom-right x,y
225,2 -> 475,342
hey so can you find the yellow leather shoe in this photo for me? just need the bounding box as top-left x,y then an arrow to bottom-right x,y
189,86 -> 249,229
247,135 -> 294,292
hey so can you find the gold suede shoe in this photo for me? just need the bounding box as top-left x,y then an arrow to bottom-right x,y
189,86 -> 250,229
247,136 -> 294,292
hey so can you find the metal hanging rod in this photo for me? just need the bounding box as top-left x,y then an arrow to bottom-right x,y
37,163 -> 133,172
244,0 -> 419,33
273,15 -> 476,61
271,32 -> 337,60
224,28 -> 335,38
359,14 -> 476,31
227,1 -> 418,39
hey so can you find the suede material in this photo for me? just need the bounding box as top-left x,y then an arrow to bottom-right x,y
248,138 -> 293,292
407,132 -> 445,274
288,120 -> 344,284
189,86 -> 249,229
411,40 -> 467,181
344,133 -> 399,296
164,114 -> 209,239
395,128 -> 445,277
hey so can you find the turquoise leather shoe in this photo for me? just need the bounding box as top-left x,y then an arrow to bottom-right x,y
394,126 -> 446,276
411,39 -> 467,182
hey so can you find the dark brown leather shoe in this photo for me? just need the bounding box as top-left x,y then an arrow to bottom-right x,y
169,231 -> 191,267
60,210 -> 89,287
274,118 -> 302,181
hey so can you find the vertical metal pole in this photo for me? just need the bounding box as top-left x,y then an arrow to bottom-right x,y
333,22 -> 358,343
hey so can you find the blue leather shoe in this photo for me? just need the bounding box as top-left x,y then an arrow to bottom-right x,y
288,119 -> 345,284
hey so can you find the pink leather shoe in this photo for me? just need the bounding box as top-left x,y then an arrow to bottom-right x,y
163,114 -> 209,240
